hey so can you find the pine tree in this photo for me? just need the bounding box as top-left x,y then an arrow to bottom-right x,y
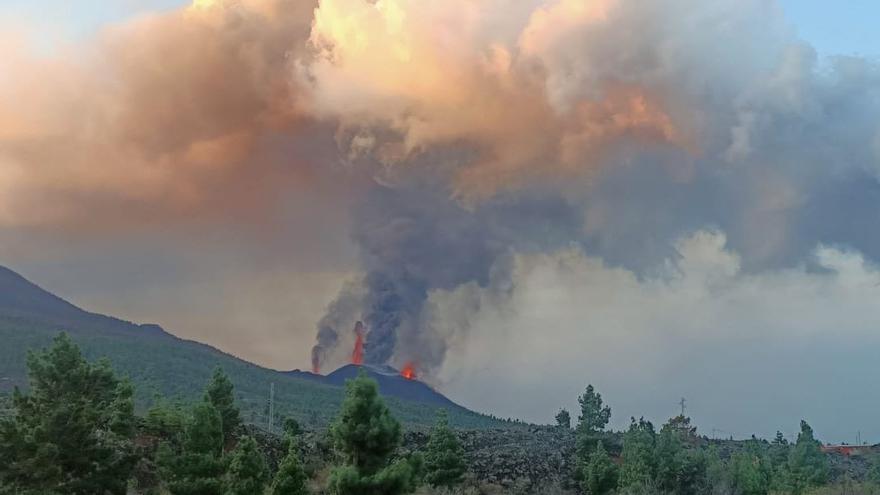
576,385 -> 612,459
769,431 -> 789,468
768,430 -> 790,491
785,420 -> 829,495
328,370 -> 411,495
423,410 -> 466,488
651,416 -> 707,495
729,447 -> 771,495
225,436 -> 268,495
0,333 -> 137,494
618,417 -> 657,491
270,438 -> 308,495
186,401 -> 224,457
654,423 -> 684,493
145,396 -> 188,441
204,367 -> 241,442
583,441 -> 618,495
555,408 -> 571,429
665,414 -> 697,440
158,401 -> 226,495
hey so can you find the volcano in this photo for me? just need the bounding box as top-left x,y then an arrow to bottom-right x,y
287,363 -> 458,408
0,264 -> 502,428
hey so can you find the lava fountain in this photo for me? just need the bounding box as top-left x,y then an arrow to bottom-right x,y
351,321 -> 365,365
400,362 -> 417,380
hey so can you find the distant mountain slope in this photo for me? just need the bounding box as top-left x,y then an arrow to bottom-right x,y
0,265 -> 166,336
0,265 -> 507,430
0,265 -> 79,316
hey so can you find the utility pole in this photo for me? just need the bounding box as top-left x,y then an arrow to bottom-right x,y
267,382 -> 275,434
679,397 -> 687,417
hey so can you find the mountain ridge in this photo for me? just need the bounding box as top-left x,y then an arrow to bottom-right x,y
0,264 -> 508,430
0,265 -> 170,338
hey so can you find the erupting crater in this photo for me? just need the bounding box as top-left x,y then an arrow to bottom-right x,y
400,362 -> 417,380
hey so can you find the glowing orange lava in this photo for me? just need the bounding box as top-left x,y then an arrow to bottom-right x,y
351,321 -> 365,365
400,362 -> 417,380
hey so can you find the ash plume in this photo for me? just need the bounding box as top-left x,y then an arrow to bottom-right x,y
2,0 -> 879,382
311,177 -> 583,373
311,280 -> 364,373
307,0 -> 880,375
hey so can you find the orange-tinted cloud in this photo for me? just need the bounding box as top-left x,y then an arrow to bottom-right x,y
0,0 -> 695,230
0,0 -> 317,230
301,0 -> 689,199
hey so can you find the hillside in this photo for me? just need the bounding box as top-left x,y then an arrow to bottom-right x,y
0,265 -> 508,430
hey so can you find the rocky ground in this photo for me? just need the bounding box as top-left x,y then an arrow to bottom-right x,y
244,424 -> 578,492
402,426 -> 579,492
241,425 -> 877,494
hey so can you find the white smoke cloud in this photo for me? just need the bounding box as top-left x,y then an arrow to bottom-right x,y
434,230 -> 880,441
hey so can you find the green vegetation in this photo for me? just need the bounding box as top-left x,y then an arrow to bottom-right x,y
786,420 -> 831,494
328,370 -> 412,495
0,331 -> 867,495
583,441 -> 618,495
576,384 -> 612,459
0,312 -> 511,430
270,437 -> 308,495
225,436 -> 269,495
556,408 -> 572,429
653,417 -> 707,495
3,334 -> 432,494
728,443 -> 772,495
0,266 -> 511,431
423,410 -> 466,489
157,401 -> 226,495
565,383 -> 839,495
618,417 -> 657,490
0,333 -> 137,494
204,367 -> 242,443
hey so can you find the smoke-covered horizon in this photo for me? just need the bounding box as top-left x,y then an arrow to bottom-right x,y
2,0 -> 880,440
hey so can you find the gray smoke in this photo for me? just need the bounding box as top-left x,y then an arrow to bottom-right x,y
311,170 -> 584,372
309,0 -> 880,376
311,280 -> 364,372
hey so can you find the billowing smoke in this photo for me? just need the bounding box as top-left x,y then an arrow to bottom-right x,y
2,0 -> 879,382
304,0 -> 880,374
355,183 -> 509,367
311,173 -> 590,373
300,0 -> 688,199
310,279 -> 367,372
0,0 -> 318,229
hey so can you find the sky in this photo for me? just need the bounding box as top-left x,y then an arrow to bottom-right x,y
1,0 -> 879,443
4,0 -> 880,57
778,0 -> 880,57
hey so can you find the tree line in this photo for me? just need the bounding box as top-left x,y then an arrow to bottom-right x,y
557,385 -> 839,495
0,332 -> 871,495
0,333 -> 465,494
